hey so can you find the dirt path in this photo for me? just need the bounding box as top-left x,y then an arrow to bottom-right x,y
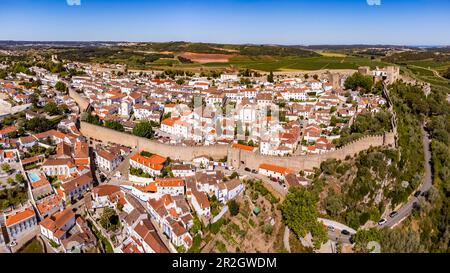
283,226 -> 291,253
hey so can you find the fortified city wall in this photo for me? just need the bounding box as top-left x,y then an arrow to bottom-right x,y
81,122 -> 395,172
80,122 -> 229,161
227,132 -> 396,171
69,89 -> 89,112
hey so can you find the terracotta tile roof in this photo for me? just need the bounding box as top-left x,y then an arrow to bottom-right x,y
192,190 -> 210,209
135,182 -> 157,193
231,143 -> 255,151
56,142 -> 72,158
92,184 -> 121,197
96,148 -> 118,162
39,208 -> 75,237
218,178 -> 242,191
122,241 -> 143,253
74,141 -> 89,159
36,194 -> 62,216
170,220 -> 188,237
4,151 -> 15,158
60,173 -> 92,193
161,117 -> 180,127
259,163 -> 295,175
155,177 -> 185,187
133,219 -> 169,253
130,153 -> 166,170
34,129 -> 66,140
5,207 -> 35,227
19,135 -> 36,143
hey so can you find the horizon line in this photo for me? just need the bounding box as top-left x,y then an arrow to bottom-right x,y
0,40 -> 448,48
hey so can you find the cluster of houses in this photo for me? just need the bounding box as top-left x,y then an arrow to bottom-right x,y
75,150 -> 246,252
71,63 -> 386,156
0,64 -> 100,252
0,77 -> 79,113
0,123 -> 98,251
0,60 -> 394,253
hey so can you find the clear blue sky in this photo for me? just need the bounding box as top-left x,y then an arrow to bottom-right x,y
0,0 -> 449,45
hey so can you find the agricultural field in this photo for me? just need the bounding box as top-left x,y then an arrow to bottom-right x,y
315,50 -> 348,58
145,55 -> 389,72
399,59 -> 450,93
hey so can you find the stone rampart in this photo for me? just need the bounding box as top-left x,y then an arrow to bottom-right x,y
228,132 -> 396,172
80,122 -> 229,161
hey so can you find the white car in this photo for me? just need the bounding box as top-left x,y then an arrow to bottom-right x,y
8,241 -> 17,247
378,219 -> 387,226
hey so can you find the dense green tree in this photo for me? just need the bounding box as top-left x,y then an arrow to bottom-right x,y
26,117 -> 54,133
353,228 -> 425,253
324,190 -> 344,217
15,173 -> 25,184
104,120 -> 124,132
334,110 -> 392,147
43,102 -> 60,116
99,207 -> 120,232
344,72 -> 374,93
229,172 -> 239,179
0,69 -> 7,79
191,215 -> 202,235
227,200 -> 240,216
281,187 -> 327,249
132,121 -> 154,139
83,113 -> 101,125
0,187 -> 28,210
55,81 -> 67,92
1,163 -> 11,173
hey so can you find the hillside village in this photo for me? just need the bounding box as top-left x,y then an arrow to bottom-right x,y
0,58 -> 398,253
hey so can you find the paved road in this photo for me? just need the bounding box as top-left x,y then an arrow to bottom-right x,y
383,124 -> 433,228
318,218 -> 355,244
235,167 -> 288,197
327,229 -> 351,244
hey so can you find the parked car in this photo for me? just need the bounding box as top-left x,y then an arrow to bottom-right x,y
414,191 -> 421,197
412,202 -> 420,210
8,241 -> 17,247
244,167 -> 251,172
327,225 -> 335,232
389,211 -> 398,218
251,169 -> 257,174
341,229 -> 351,236
378,219 -> 387,226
